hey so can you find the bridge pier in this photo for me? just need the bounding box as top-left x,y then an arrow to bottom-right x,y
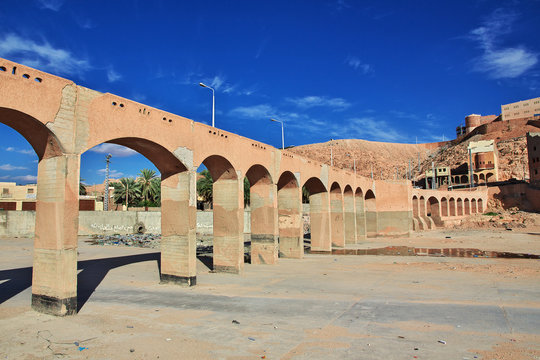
309,191 -> 331,252
32,154 -> 80,316
355,190 -> 367,241
160,171 -> 197,285
344,189 -> 356,245
249,180 -> 279,265
277,174 -> 303,259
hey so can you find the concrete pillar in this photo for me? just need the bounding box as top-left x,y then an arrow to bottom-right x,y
309,192 -> 331,252
365,192 -> 377,237
277,184 -> 303,258
344,192 -> 356,244
32,154 -> 80,316
355,193 -> 366,241
330,188 -> 345,247
250,181 -> 279,265
213,177 -> 244,273
160,171 -> 197,286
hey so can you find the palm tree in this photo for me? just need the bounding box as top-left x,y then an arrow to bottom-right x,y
113,177 -> 141,210
197,170 -> 213,203
150,177 -> 161,206
302,186 -> 310,204
79,179 -> 87,195
137,169 -> 158,211
244,177 -> 250,207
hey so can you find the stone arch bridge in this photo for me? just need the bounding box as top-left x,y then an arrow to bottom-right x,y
0,58 -> 487,315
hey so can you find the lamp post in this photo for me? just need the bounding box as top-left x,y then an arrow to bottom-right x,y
330,139 -> 334,167
270,118 -> 284,150
346,153 -> 356,174
104,154 -> 112,211
199,82 -> 215,127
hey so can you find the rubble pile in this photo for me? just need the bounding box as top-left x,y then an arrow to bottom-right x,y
89,234 -> 161,248
457,208 -> 540,230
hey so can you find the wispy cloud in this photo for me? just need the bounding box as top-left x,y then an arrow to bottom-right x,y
286,96 -> 351,110
469,9 -> 537,79
6,147 -> 34,155
89,144 -> 137,157
229,104 -> 279,119
0,174 -> 38,183
97,168 -> 124,178
37,0 -> 64,11
330,117 -> 403,142
345,56 -> 373,74
333,0 -> 351,12
107,68 -> 121,83
183,71 -> 255,96
0,164 -> 28,171
389,110 -> 419,120
0,33 -> 91,77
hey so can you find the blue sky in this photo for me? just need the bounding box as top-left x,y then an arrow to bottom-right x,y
0,0 -> 539,185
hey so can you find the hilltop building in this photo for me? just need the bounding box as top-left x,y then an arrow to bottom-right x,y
502,97 -> 540,122
528,132 -> 540,185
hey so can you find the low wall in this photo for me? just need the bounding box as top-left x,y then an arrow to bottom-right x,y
0,210 -> 252,237
488,183 -> 540,211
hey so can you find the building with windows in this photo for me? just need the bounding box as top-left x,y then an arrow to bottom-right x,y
468,140 -> 499,184
0,182 -> 37,210
501,97 -> 540,122
528,132 -> 540,185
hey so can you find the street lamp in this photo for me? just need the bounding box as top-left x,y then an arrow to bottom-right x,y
330,139 -> 334,167
270,118 -> 284,150
346,153 -> 356,175
199,82 -> 215,127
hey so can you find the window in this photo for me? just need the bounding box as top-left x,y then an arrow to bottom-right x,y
27,188 -> 34,194
2,188 -> 8,195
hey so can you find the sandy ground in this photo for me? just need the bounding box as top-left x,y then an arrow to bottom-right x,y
1,229 -> 539,359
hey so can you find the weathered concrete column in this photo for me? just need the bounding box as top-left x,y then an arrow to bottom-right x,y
365,191 -> 378,237
330,186 -> 345,247
213,177 -> 244,273
310,192 -> 331,252
355,192 -> 366,241
32,154 -> 80,316
160,171 -> 197,286
277,183 -> 303,258
250,180 -> 279,265
344,192 -> 356,245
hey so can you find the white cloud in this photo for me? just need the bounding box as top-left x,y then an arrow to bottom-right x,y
89,144 -> 137,157
0,164 -> 28,171
107,68 -> 122,83
97,169 -> 124,178
469,9 -> 538,79
6,147 -> 34,155
229,104 -> 277,119
37,0 -> 64,11
0,174 -> 38,183
389,110 -> 419,120
0,33 -> 91,77
345,56 -> 373,74
286,96 -> 351,110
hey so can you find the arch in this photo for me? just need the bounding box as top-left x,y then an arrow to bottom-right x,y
454,177 -> 460,184
412,195 -> 419,217
440,197 -> 448,217
471,198 -> 477,213
355,187 -> 366,241
419,196 -> 426,217
427,196 -> 441,226
460,175 -> 468,184
486,172 -> 494,183
365,189 -> 377,238
473,174 -> 479,184
330,182 -> 344,247
464,198 -> 470,215
200,154 -> 244,273
276,171 -> 302,258
479,173 -> 485,184
245,164 -> 278,265
0,107 -> 64,160
343,185 -> 356,245
457,198 -> 463,215
477,198 -> 484,213
449,197 -> 456,216
304,177 -> 330,252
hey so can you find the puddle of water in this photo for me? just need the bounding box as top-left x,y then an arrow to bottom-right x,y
311,246 -> 540,259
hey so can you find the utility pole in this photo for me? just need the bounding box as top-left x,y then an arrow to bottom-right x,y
431,161 -> 436,189
330,139 -> 334,167
126,180 -> 129,211
469,149 -> 474,188
104,154 -> 111,211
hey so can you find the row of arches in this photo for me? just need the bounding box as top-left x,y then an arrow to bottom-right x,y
412,194 -> 484,230
451,172 -> 495,185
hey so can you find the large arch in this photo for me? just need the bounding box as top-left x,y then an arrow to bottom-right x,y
304,177 -> 330,252
471,198 -> 477,213
330,182 -> 345,247
457,198 -> 463,215
477,198 -> 484,213
355,187 -> 366,241
486,172 -> 494,183
200,155 -> 244,274
245,164 -> 278,265
343,185 -> 356,245
365,189 -> 377,238
276,171 -> 302,258
419,196 -> 426,217
427,196 -> 441,227
464,198 -> 471,215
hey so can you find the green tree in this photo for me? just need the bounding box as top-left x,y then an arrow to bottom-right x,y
150,177 -> 161,206
79,179 -> 87,195
244,177 -> 250,207
197,170 -> 213,203
113,177 -> 141,210
302,186 -> 310,204
137,169 -> 158,211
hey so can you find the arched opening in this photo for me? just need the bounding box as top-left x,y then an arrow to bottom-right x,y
477,198 -> 484,213
473,174 -> 479,184
419,196 -> 426,217
343,185 -> 356,245
412,196 -> 419,217
355,188 -> 366,241
277,171 -> 302,258
486,172 -> 494,183
471,198 -> 477,213
330,182 -> 344,247
199,155 -> 244,273
441,197 -> 448,217
449,197 -> 456,216
303,177 -> 330,252
464,198 -> 470,215
365,189 -> 377,238
245,164 -> 277,265
427,196 -> 441,226
454,177 -> 460,184
460,175 -> 468,184
457,198 -> 463,215
479,173 -> 485,184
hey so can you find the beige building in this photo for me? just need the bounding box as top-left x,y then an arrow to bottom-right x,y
501,97 -> 540,121
0,182 -> 37,210
528,132 -> 540,185
425,166 -> 451,189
